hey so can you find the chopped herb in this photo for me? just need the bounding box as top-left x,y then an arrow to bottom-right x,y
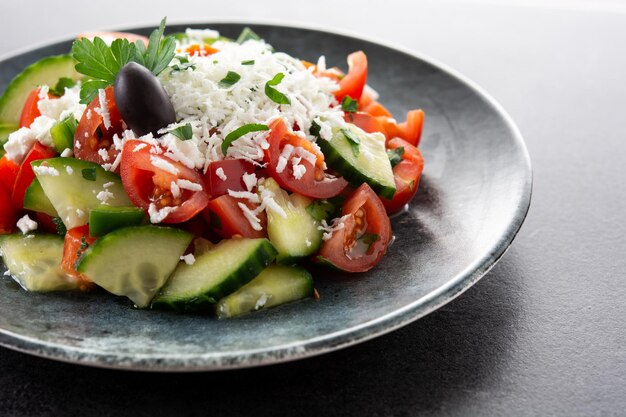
213,60 -> 219,64
236,27 -> 261,44
241,60 -> 255,65
221,123 -> 269,155
80,236 -> 89,251
81,167 -> 97,181
265,73 -> 291,105
52,217 -> 67,236
341,128 -> 361,157
49,77 -> 77,97
360,233 -> 380,251
171,55 -> 195,72
341,96 -> 358,114
170,123 -> 193,141
310,121 -> 322,138
387,147 -> 405,168
306,200 -> 337,222
218,71 -> 241,88
72,17 -> 175,103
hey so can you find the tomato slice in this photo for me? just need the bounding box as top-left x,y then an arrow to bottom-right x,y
333,51 -> 368,102
120,140 -> 210,224
317,183 -> 392,272
0,155 -> 20,193
204,159 -> 255,198
265,118 -> 348,199
0,183 -> 16,234
78,31 -> 149,46
379,109 -> 425,146
74,86 -> 124,168
61,225 -> 96,291
361,101 -> 392,118
344,111 -> 385,135
382,138 -> 424,214
202,195 -> 266,239
19,87 -> 52,128
12,142 -> 56,208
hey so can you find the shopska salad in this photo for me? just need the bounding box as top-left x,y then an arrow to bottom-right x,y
0,19 -> 425,318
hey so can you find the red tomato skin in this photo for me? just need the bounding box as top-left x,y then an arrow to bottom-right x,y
19,88 -> 51,128
204,160 -> 255,198
61,225 -> 95,291
379,110 -> 425,146
0,155 -> 20,193
202,195 -> 266,239
317,183 -> 392,273
74,86 -> 123,168
120,140 -> 210,224
12,143 -> 56,208
35,212 -> 58,234
78,31 -> 149,46
265,119 -> 348,199
333,51 -> 368,102
382,138 -> 425,214
0,183 -> 16,234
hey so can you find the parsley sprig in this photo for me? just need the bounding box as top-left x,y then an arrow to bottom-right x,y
72,17 -> 176,104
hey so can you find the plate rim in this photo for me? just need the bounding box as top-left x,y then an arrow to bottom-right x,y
0,20 -> 533,371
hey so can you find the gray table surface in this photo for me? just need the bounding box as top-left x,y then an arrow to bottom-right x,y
1,1 -> 625,416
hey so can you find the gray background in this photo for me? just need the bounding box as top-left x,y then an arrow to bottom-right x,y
1,0 -> 625,416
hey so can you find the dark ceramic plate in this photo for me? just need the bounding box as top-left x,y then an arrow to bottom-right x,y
0,23 -> 531,371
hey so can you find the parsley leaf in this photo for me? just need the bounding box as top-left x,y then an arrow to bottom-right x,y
221,124 -> 269,155
341,96 -> 358,114
310,120 -> 322,138
341,128 -> 361,157
49,77 -> 77,97
387,147 -> 405,168
241,60 -> 255,65
218,71 -> 241,88
265,73 -> 291,105
237,27 -> 261,44
170,123 -> 193,141
81,167 -> 97,181
143,17 -> 176,75
306,200 -> 337,222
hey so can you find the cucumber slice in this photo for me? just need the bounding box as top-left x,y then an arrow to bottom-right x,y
216,265 -> 314,318
76,225 -> 193,308
262,178 -> 323,263
50,116 -> 78,152
31,158 -> 132,229
23,178 -> 58,216
0,233 -> 79,292
88,206 -> 145,237
0,55 -> 80,125
0,124 -> 17,158
152,238 -> 277,311
318,123 -> 396,199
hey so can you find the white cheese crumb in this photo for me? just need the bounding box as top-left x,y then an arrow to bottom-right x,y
133,143 -> 148,152
150,156 -> 179,175
148,203 -> 176,223
75,140 -> 82,148
86,109 -> 92,120
176,179 -> 203,191
66,166 -> 74,175
16,215 -> 38,234
170,181 -> 181,199
96,190 -> 114,204
292,157 -> 306,180
242,172 -> 257,192
32,165 -> 59,176
60,148 -> 73,157
97,89 -> 111,129
215,167 -> 227,181
254,294 -> 270,310
180,253 -> 196,265
102,182 -> 114,189
76,208 -> 85,218
228,190 -> 260,203
237,202 -> 263,231
305,239 -> 312,247
319,214 -> 351,241
97,148 -> 110,161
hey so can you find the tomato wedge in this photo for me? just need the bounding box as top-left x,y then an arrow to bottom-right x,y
19,87 -> 52,128
204,159 -> 255,198
333,51 -> 368,102
317,183 -> 392,272
61,225 -> 96,291
12,142 -> 56,208
0,183 -> 16,234
382,138 -> 424,214
344,112 -> 385,135
379,109 -> 425,146
0,155 -> 19,193
74,86 -> 124,167
120,140 -> 209,224
203,195 -> 266,239
78,31 -> 149,46
265,118 -> 348,199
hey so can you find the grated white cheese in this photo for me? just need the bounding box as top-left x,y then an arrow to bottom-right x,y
66,166 -> 74,175
96,88 -> 111,129
32,165 -> 59,176
150,156 -> 179,175
96,190 -> 114,204
254,293 -> 270,310
102,182 -> 114,189
170,181 -> 181,199
180,253 -> 196,265
215,167 -> 227,181
16,215 -> 38,234
237,202 -> 263,231
242,172 -> 257,191
148,203 -> 177,224
133,143 -> 148,152
319,214 -> 351,241
60,148 -> 73,157
76,208 -> 85,218
228,189 -> 260,203
176,179 -> 203,191
98,148 -> 110,161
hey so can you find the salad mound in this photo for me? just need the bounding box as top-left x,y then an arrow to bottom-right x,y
0,19 -> 425,318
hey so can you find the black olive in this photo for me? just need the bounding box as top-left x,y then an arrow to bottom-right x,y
114,62 -> 176,137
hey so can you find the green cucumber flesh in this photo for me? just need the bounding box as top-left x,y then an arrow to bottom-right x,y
50,116 -> 77,153
0,124 -> 17,158
23,178 -> 58,216
89,206 -> 146,237
216,264 -> 314,319
0,55 -> 80,125
0,233 -> 79,292
263,178 -> 323,263
318,123 -> 396,199
31,157 -> 132,229
152,238 -> 277,311
76,225 -> 193,308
